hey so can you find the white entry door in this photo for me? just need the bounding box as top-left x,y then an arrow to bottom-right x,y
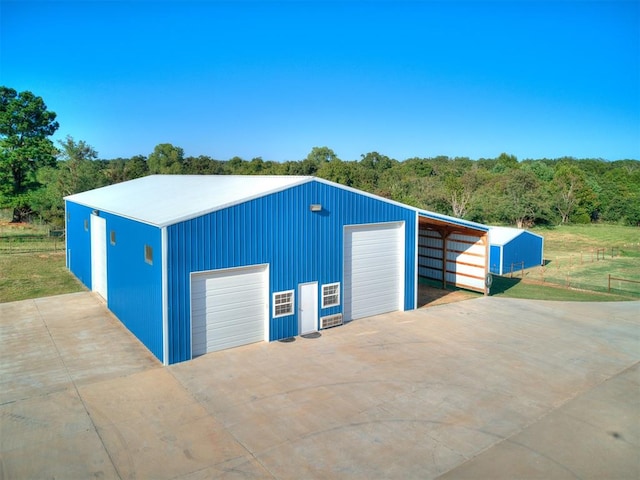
299,282 -> 318,335
90,214 -> 108,301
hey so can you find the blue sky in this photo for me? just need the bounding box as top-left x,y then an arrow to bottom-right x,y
2,0 -> 639,161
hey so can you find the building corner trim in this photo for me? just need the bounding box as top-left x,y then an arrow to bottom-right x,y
161,226 -> 169,365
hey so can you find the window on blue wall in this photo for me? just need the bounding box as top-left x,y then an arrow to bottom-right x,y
144,245 -> 153,265
273,290 -> 294,317
110,231 -> 116,246
322,283 -> 340,308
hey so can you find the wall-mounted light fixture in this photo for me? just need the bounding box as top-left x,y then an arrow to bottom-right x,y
92,210 -> 99,216
309,204 -> 322,212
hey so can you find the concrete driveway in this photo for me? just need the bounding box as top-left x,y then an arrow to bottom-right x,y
1,292 -> 638,479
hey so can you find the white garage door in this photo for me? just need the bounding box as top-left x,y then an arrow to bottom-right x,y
344,222 -> 405,321
191,265 -> 268,357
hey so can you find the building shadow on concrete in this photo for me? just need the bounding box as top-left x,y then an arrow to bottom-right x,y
417,279 -> 482,308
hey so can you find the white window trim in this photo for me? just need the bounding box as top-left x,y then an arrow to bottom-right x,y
322,282 -> 341,308
273,290 -> 294,318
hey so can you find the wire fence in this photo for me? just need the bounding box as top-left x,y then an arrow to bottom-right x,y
0,231 -> 65,254
507,250 -> 640,298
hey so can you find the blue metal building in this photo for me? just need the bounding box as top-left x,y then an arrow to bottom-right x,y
65,175 -> 489,364
489,227 -> 544,275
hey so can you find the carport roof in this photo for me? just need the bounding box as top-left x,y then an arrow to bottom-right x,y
417,211 -> 489,233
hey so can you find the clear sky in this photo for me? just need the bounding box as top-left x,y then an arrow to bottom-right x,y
1,0 -> 639,161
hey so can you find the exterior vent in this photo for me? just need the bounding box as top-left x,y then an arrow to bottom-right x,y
320,313 -> 343,329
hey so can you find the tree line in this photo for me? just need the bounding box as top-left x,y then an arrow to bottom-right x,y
2,87 -> 639,228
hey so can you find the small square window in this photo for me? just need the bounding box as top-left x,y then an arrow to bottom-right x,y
83,219 -> 88,231
273,290 -> 294,317
322,283 -> 340,308
110,231 -> 116,246
144,244 -> 153,265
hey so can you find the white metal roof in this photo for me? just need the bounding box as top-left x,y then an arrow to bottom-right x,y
489,226 -> 543,246
65,175 -> 312,227
65,174 -> 492,232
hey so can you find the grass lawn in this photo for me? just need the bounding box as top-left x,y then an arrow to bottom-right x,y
0,252 -> 86,302
0,215 -> 84,302
525,224 -> 640,298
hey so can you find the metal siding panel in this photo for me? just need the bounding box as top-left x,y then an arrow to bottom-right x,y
166,180 -> 416,364
445,233 -> 486,292
490,245 -> 502,275
65,201 -> 93,288
103,212 -> 164,361
503,231 -> 544,272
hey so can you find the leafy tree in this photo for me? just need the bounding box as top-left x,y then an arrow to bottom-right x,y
317,158 -> 357,186
492,152 -> 519,173
521,160 -> 555,182
56,135 -> 103,195
29,166 -> 64,226
401,158 -> 433,177
29,137 -> 106,226
299,146 -> 339,175
184,155 -> 225,175
442,167 -> 482,218
0,87 -> 59,221
147,143 -> 184,174
551,164 -> 597,223
498,169 -> 544,227
124,155 -> 149,179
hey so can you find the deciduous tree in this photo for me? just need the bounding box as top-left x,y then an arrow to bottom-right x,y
147,143 -> 184,174
0,87 -> 59,221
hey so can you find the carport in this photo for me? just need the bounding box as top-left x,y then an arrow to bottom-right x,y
417,212 -> 490,294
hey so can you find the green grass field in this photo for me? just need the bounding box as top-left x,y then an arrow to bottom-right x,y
0,252 -> 86,303
495,224 -> 640,300
0,215 -> 85,302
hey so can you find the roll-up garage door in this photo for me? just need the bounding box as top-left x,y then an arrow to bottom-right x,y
344,222 -> 405,321
191,265 -> 268,357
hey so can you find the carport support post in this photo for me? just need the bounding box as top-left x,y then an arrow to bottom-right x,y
441,229 -> 452,290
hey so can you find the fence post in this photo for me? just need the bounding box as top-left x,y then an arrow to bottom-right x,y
608,274 -> 611,293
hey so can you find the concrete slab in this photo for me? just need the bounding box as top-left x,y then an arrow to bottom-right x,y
1,292 -> 638,479
438,363 -> 640,480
